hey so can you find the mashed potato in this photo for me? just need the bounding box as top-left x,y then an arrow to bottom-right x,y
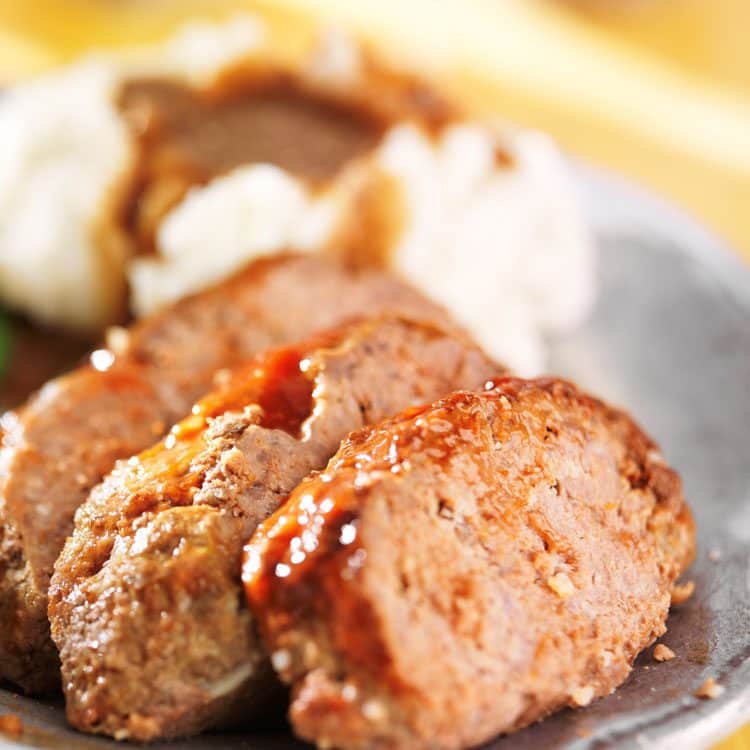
129,164 -> 336,316
0,16 -> 595,373
0,60 -> 131,330
0,16 -> 265,331
133,122 -> 593,374
376,125 -> 595,374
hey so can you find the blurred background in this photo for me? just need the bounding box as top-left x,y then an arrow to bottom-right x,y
0,1 -> 747,748
0,0 -> 748,260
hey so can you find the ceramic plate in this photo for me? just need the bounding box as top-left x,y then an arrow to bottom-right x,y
1,167 -> 749,750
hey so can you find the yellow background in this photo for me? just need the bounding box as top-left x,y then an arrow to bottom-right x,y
0,1 -> 747,748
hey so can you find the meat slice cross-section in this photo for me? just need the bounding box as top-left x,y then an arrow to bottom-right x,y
48,316 -> 501,741
0,253 -> 454,694
244,378 -> 695,750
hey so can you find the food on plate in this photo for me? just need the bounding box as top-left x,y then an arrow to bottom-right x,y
653,644 -> 676,662
0,713 -> 23,737
670,578 -> 695,605
0,15 -> 594,373
695,677 -> 724,700
48,317 -> 501,741
0,253 -> 452,695
244,378 -> 695,750
0,16 -> 270,332
0,9 -> 699,748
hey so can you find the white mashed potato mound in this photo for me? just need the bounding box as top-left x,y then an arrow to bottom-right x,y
0,15 -> 266,330
375,125 -> 596,374
130,165 -> 337,316
0,60 -> 131,330
0,15 -> 595,373
137,123 -> 595,374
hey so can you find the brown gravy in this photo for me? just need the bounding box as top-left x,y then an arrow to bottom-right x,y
117,75 -> 387,255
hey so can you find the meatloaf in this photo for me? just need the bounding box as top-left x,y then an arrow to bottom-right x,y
244,378 -> 695,750
48,317 -> 500,741
0,253 -> 452,694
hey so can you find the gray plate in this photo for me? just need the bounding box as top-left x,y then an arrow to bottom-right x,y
1,168 -> 749,750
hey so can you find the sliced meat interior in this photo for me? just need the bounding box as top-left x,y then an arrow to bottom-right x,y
48,317 -> 501,741
244,378 -> 695,750
0,253 -> 454,694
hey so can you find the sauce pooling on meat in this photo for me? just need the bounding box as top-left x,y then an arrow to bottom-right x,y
243,475 -> 362,607
242,398 -> 455,603
191,346 -> 316,435
125,328 -> 345,508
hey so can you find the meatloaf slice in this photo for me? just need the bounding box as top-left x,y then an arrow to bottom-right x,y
0,253 -> 452,694
244,378 -> 695,750
48,316 -> 501,741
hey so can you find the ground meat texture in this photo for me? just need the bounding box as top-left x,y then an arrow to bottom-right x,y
48,317 -> 501,741
244,378 -> 695,750
0,253 -> 454,695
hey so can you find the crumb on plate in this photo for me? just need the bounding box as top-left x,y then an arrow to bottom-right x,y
653,644 -> 676,662
695,677 -> 724,700
0,714 -> 23,736
670,579 -> 695,606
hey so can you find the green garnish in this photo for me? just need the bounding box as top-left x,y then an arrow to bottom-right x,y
0,312 -> 12,381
